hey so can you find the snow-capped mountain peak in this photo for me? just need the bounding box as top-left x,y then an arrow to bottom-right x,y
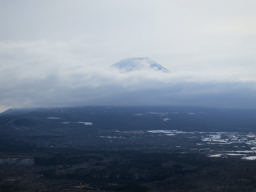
112,57 -> 168,73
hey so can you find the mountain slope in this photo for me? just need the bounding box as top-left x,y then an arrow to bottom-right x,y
112,57 -> 169,72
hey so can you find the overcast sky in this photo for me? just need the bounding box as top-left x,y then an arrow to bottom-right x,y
1,0 -> 256,111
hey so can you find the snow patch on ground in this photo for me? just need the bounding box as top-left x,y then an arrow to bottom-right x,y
78,121 -> 93,126
242,156 -> 256,160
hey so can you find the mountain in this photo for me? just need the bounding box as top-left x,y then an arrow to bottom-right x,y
112,57 -> 169,72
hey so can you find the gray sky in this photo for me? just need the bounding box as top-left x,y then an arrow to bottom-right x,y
1,0 -> 256,111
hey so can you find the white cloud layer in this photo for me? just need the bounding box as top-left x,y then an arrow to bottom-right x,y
0,0 -> 256,111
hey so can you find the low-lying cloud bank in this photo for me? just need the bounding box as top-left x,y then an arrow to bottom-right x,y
0,40 -> 256,112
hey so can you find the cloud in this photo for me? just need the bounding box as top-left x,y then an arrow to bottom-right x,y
0,1 -> 256,110
0,39 -> 256,110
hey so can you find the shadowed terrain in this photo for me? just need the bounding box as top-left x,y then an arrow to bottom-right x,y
1,106 -> 256,191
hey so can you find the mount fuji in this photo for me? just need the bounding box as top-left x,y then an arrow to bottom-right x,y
112,57 -> 169,73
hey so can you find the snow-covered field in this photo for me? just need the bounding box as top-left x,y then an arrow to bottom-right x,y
147,129 -> 256,160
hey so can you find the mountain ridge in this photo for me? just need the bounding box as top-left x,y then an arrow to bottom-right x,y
112,57 -> 169,73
